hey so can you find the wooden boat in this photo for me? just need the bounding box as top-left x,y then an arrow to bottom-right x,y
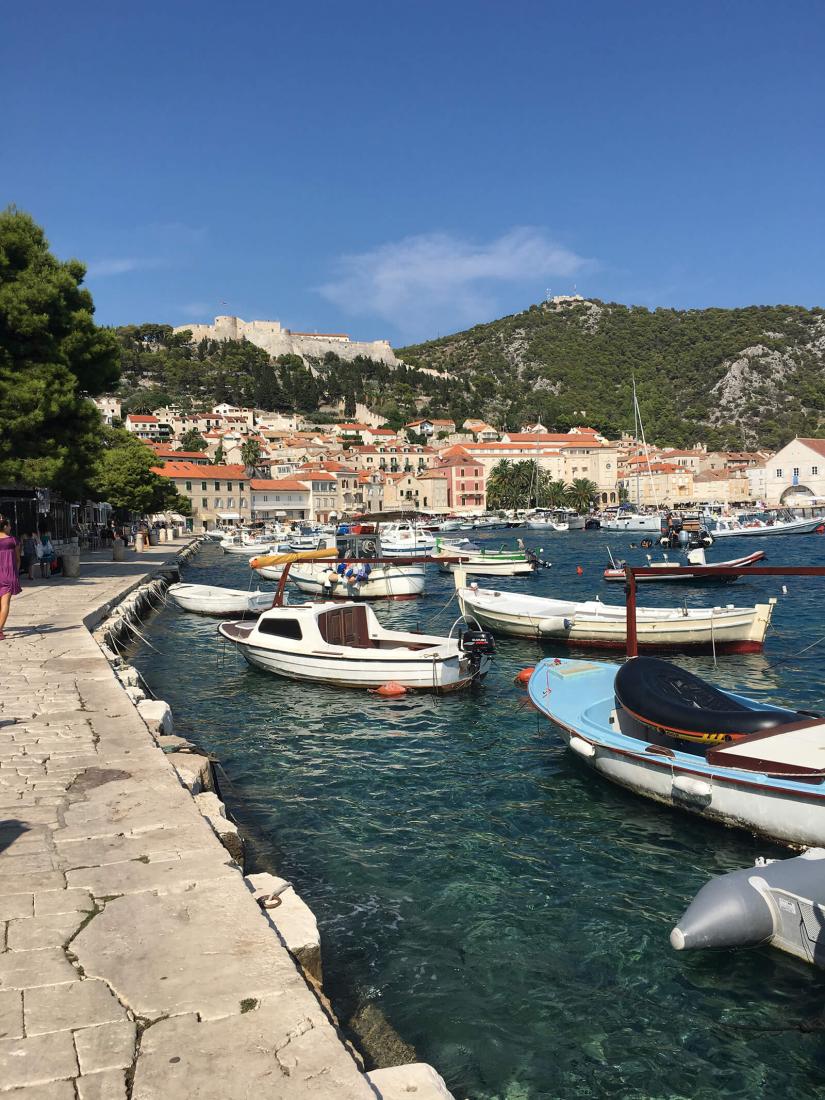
528,655 -> 825,848
707,512 -> 822,538
168,582 -> 273,617
603,547 -> 765,584
218,601 -> 495,690
456,575 -> 776,652
251,547 -> 425,600
432,538 -> 540,577
261,559 -> 426,600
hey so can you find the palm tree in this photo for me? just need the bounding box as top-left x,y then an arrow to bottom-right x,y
565,478 -> 598,514
538,477 -> 569,508
240,439 -> 262,469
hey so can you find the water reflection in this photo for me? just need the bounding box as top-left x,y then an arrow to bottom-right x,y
130,533 -> 825,1099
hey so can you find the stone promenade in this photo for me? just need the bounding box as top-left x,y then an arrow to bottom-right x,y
0,543 -> 451,1099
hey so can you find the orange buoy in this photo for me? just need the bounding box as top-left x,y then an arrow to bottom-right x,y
576,565 -> 584,575
514,667 -> 535,685
370,681 -> 408,697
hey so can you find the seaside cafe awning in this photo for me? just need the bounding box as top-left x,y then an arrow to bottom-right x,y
217,512 -> 241,520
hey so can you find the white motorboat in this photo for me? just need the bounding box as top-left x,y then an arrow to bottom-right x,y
525,511 -> 567,531
218,601 -> 495,691
600,511 -> 664,532
705,511 -> 823,538
379,522 -> 436,556
456,576 -> 776,652
603,547 -> 766,583
168,583 -> 273,617
529,655 -> 825,848
221,533 -> 277,555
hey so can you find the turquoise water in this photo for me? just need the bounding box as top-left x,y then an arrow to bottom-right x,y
130,532 -> 825,1099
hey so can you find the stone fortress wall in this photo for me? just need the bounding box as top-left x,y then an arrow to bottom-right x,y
175,315 -> 400,366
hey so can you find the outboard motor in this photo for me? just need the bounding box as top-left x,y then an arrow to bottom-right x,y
461,628 -> 496,675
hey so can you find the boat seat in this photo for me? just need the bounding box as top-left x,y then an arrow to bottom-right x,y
615,656 -> 803,739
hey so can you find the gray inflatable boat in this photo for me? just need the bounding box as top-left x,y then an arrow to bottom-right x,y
671,848 -> 825,968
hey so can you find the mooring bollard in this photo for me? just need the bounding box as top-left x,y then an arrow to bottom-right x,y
148,529 -> 160,546
135,531 -> 146,553
62,542 -> 81,578
112,537 -> 125,562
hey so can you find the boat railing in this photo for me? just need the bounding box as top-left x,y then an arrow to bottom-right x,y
623,564 -> 825,658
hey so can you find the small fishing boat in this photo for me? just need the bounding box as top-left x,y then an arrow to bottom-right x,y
671,849 -> 825,967
706,511 -> 822,538
258,559 -> 427,600
218,601 -> 495,690
525,511 -> 568,531
221,532 -> 278,555
603,547 -> 765,584
432,538 -> 541,577
457,576 -> 776,652
528,655 -> 825,847
168,582 -> 273,617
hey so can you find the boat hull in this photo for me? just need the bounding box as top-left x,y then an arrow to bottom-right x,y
168,583 -> 273,617
222,636 -> 489,691
710,517 -> 822,537
458,588 -> 775,652
287,563 -> 426,600
529,659 -> 825,848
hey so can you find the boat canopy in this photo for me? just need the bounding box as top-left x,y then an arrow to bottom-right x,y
217,511 -> 241,520
615,656 -> 801,738
250,548 -> 338,569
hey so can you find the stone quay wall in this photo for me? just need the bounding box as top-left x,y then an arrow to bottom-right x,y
0,538 -> 452,1099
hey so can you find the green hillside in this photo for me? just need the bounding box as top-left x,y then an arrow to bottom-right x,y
399,299 -> 825,449
113,299 -> 825,448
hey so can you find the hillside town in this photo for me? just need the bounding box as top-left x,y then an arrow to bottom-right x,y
93,395 -> 825,529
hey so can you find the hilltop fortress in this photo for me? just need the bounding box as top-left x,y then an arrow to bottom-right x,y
173,315 -> 400,366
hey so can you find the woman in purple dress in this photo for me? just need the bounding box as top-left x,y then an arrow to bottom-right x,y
0,518 -> 22,639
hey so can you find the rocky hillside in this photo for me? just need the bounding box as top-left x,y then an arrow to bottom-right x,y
398,299 -> 825,449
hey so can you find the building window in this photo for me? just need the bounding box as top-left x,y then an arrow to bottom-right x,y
201,481 -> 207,490
227,498 -> 234,508
775,469 -> 782,478
793,467 -> 800,477
214,498 -> 223,508
226,482 -> 233,490
813,466 -> 819,476
185,481 -> 192,491
214,481 -> 220,490
201,498 -> 208,508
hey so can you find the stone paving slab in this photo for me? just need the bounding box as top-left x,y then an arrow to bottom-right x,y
0,543 -> 421,1099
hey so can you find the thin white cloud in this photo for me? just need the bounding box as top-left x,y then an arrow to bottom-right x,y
86,257 -> 164,277
318,228 -> 594,338
178,301 -> 211,318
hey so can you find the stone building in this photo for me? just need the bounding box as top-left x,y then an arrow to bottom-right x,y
173,315 -> 399,366
152,462 -> 250,528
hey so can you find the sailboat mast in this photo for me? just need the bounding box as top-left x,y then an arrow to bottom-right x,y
633,378 -> 640,508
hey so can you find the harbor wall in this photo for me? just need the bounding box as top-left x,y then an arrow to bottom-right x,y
87,541 -> 454,1098
0,538 -> 452,1099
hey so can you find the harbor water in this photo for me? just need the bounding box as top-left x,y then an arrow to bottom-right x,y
130,530 -> 825,1099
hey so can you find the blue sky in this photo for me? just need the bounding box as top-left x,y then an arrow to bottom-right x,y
3,0 -> 823,344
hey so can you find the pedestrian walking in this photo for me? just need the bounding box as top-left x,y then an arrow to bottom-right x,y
0,518 -> 22,639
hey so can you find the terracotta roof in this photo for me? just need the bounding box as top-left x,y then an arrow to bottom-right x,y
126,414 -> 159,423
153,463 -> 248,478
249,479 -> 310,491
415,468 -> 450,479
154,449 -> 211,460
436,456 -> 485,470
503,433 -> 602,445
794,438 -> 825,458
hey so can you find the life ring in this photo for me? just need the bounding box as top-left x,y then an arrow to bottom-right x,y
362,538 -> 376,555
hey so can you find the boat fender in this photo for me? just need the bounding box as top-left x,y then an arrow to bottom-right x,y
817,525 -> 825,535
672,775 -> 712,804
370,681 -> 408,697
537,616 -> 571,633
514,666 -> 535,685
569,737 -> 595,759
